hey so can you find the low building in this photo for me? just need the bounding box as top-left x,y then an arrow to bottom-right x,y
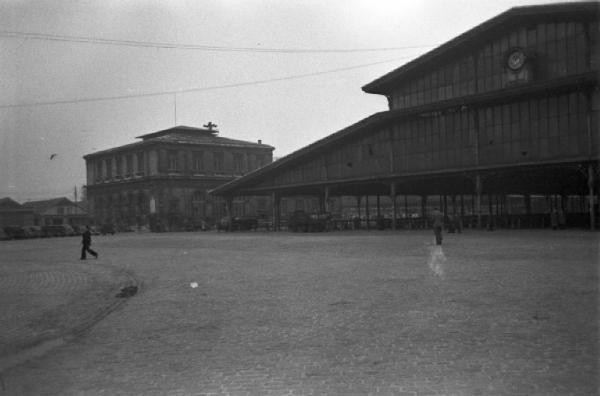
83,125 -> 274,231
0,197 -> 34,228
23,197 -> 88,226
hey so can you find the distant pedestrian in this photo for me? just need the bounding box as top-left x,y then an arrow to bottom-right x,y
447,214 -> 456,233
352,215 -> 360,230
558,209 -> 566,229
81,226 -> 98,260
431,208 -> 444,245
550,210 -> 558,230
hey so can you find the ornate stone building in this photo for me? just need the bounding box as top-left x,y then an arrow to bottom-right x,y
83,125 -> 273,230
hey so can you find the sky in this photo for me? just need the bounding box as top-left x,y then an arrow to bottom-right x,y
0,0 -> 583,202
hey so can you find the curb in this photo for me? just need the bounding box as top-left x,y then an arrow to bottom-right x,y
0,263 -> 141,374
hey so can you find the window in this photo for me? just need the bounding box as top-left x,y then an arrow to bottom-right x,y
193,152 -> 204,172
233,153 -> 244,173
255,154 -> 264,168
292,167 -> 302,182
95,161 -> 102,181
137,152 -> 144,174
126,155 -> 133,177
192,204 -> 202,217
168,151 -> 178,171
361,143 -> 374,160
193,190 -> 204,202
342,145 -> 356,168
106,159 -> 112,178
257,197 -> 267,211
116,156 -> 123,177
213,152 -> 224,172
169,198 -> 179,213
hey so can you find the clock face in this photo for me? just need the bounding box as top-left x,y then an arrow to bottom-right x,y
507,50 -> 526,71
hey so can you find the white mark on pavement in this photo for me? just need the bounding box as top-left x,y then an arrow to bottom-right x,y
428,245 -> 446,278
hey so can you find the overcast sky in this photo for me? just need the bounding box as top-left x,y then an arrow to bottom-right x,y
0,0 -> 581,202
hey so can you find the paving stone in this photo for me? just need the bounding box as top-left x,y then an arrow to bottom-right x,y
0,230 -> 597,395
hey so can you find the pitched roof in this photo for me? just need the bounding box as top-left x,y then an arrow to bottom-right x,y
22,197 -> 76,212
147,131 -> 274,149
136,125 -> 217,140
210,70 -> 597,196
84,125 -> 273,158
362,2 -> 600,95
83,141 -> 146,159
0,197 -> 24,209
210,111 -> 392,195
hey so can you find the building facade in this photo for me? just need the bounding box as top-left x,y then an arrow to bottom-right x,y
22,197 -> 88,226
0,197 -> 34,228
83,125 -> 274,231
211,2 -> 599,230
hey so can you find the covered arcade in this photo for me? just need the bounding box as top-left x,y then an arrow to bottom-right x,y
211,2 -> 599,231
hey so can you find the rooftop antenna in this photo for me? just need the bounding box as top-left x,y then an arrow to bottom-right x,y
203,121 -> 218,131
173,93 -> 177,126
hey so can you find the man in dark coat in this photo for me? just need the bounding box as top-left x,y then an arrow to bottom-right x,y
81,226 -> 98,260
431,208 -> 444,246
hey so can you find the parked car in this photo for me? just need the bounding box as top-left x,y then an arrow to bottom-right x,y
288,211 -> 332,232
42,224 -> 75,237
186,220 -> 209,231
100,223 -> 115,235
118,225 -> 136,233
62,224 -> 75,236
26,226 -> 44,238
3,226 -> 28,239
216,216 -> 259,232
71,225 -> 84,235
0,227 -> 9,240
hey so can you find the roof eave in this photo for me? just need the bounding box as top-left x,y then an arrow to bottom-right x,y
362,2 -> 600,95
212,71 -> 598,196
83,139 -> 274,159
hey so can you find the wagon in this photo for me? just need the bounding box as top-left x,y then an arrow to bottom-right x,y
288,211 -> 332,232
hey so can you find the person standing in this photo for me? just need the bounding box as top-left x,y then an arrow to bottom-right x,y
558,208 -> 566,229
431,208 -> 444,245
81,226 -> 98,260
550,209 -> 559,230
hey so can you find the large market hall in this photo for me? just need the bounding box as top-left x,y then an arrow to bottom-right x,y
211,2 -> 599,232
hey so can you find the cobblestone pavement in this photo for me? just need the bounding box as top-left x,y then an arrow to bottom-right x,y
0,239 -> 135,360
0,230 -> 597,395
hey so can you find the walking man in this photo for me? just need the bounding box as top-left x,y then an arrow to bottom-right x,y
431,208 -> 444,246
81,225 -> 98,260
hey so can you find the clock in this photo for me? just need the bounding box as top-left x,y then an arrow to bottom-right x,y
507,50 -> 526,71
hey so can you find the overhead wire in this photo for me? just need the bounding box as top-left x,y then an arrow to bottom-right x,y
0,37 -> 27,56
0,30 -> 436,53
1,55 -> 417,109
1,29 -> 431,108
1,29 -> 431,198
